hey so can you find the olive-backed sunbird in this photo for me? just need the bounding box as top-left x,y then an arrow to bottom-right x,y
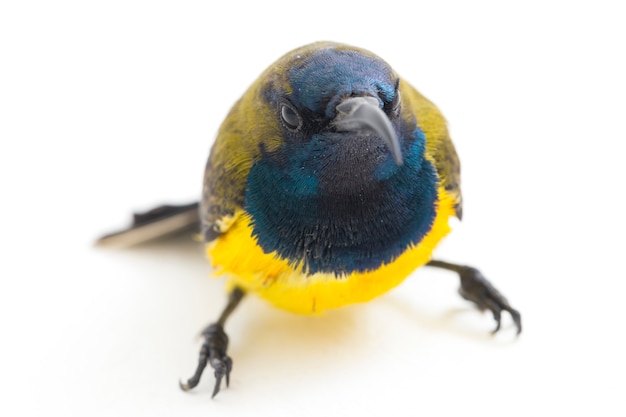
97,41 -> 521,398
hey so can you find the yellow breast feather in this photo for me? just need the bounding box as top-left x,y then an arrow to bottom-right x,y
207,187 -> 456,314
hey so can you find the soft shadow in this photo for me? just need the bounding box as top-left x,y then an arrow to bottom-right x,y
228,305 -> 365,375
379,295 -> 521,345
237,306 -> 360,350
96,230 -> 207,267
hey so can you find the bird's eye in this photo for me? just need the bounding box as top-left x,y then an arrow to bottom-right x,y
280,103 -> 302,131
391,91 -> 401,110
389,90 -> 400,116
383,90 -> 401,117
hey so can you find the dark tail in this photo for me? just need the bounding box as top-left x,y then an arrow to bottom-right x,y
96,202 -> 201,247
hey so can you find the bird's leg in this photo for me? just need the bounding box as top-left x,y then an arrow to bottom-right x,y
180,287 -> 245,397
426,260 -> 522,335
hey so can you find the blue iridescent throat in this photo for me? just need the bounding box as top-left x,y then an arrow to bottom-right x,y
244,128 -> 439,276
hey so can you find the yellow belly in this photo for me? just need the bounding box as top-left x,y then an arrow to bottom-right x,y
206,188 -> 456,315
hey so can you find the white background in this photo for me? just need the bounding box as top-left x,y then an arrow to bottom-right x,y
2,1 -> 625,416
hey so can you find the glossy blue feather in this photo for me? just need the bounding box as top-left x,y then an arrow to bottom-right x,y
244,46 -> 439,275
288,48 -> 396,118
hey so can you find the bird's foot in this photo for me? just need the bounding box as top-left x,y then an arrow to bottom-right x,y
458,267 -> 522,335
180,323 -> 232,398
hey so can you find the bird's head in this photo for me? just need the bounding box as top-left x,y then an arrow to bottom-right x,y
236,42 -> 438,274
248,42 -> 417,196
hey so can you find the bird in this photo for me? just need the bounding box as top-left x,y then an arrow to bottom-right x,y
97,41 -> 521,398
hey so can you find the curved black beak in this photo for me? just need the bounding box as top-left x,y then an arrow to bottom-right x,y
333,96 -> 402,165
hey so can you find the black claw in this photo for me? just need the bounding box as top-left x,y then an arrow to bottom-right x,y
212,372 -> 223,398
224,357 -> 232,387
489,306 -> 502,334
458,266 -> 522,335
209,355 -> 232,398
179,379 -> 192,392
180,323 -> 232,397
179,354 -> 208,392
510,310 -> 522,335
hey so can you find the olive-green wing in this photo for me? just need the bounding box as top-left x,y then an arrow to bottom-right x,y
201,77 -> 283,242
95,92 -> 261,248
399,79 -> 463,219
201,98 -> 255,242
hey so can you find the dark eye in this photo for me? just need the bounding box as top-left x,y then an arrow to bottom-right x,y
391,91 -> 401,113
380,80 -> 401,117
383,90 -> 401,117
280,103 -> 302,130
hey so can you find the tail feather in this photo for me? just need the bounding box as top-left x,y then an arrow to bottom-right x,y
96,202 -> 200,247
